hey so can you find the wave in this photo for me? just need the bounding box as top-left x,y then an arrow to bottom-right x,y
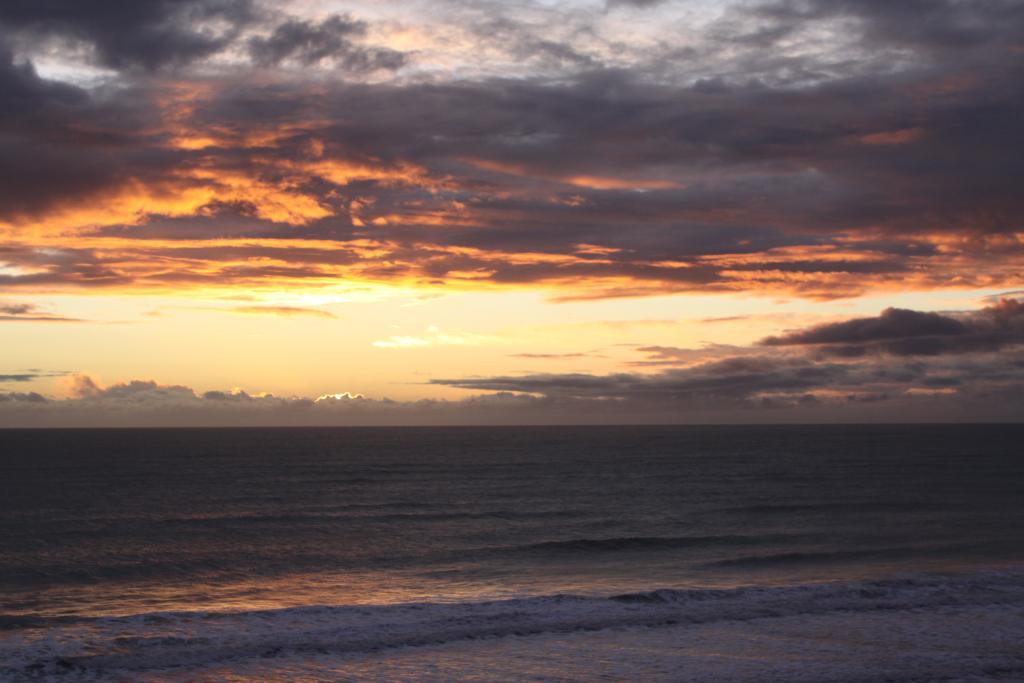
2,568 -> 1022,679
702,540 -> 1014,569
0,506 -> 587,540
716,500 -> 956,515
510,533 -> 804,554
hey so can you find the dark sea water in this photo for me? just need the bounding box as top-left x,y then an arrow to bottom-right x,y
2,424 -> 1024,681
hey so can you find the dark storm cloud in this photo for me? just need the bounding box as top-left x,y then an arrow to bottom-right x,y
762,299 -> 1024,357
180,48 -> 1021,240
248,14 -> 406,71
0,41 -> 84,115
0,42 -> 184,221
753,0 -> 1024,53
233,51 -> 1024,244
0,136 -> 135,224
0,0 -> 1021,299
468,17 -> 597,69
0,0 -> 255,70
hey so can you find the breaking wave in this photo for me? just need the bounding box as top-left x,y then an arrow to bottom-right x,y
3,568 -> 1023,680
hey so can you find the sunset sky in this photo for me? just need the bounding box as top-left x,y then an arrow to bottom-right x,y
1,0 -> 1023,425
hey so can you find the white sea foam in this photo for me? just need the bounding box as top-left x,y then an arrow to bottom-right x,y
3,568 -> 1024,681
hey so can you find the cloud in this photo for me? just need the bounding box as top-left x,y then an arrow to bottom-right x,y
5,344 -> 1022,426
425,300 -> 1024,419
985,290 -> 1024,304
762,299 -> 1024,357
248,14 -> 406,71
0,368 -> 70,382
0,0 -> 256,70
6,297 -> 1024,425
0,391 -> 47,403
627,344 -> 747,367
0,302 -> 83,322
606,0 -> 670,8
752,0 -> 1024,54
0,44 -> 173,223
431,355 -> 853,404
372,327 -> 492,349
700,316 -> 752,323
0,0 -> 1022,302
0,375 -> 572,427
231,305 -> 336,318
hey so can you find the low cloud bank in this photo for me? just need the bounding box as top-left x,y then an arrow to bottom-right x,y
3,301 -> 1023,427
762,299 -> 1024,357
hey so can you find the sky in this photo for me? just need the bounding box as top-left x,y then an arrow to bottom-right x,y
1,0 -> 1023,426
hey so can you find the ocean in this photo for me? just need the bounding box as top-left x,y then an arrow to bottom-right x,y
2,424 -> 1023,681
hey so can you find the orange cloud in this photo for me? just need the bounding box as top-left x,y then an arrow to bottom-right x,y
463,158 -> 682,191
860,127 -> 925,145
231,306 -> 337,318
4,226 -> 1024,304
